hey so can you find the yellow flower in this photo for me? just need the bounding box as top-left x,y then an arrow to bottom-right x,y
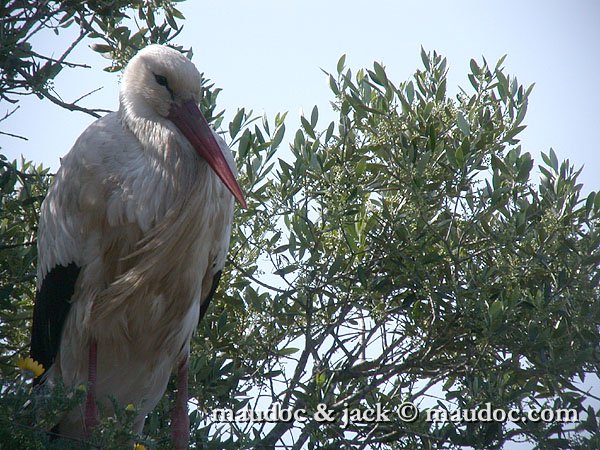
133,444 -> 147,450
17,357 -> 45,378
126,403 -> 136,412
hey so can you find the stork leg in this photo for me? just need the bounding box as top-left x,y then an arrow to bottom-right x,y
83,340 -> 99,436
171,356 -> 190,449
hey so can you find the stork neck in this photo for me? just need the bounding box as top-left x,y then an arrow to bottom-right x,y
119,106 -> 190,168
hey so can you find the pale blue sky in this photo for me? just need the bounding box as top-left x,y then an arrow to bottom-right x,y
2,1 -> 599,196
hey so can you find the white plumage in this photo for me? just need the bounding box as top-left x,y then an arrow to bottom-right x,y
31,45 -> 245,448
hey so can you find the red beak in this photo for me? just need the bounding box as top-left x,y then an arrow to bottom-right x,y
168,100 -> 247,209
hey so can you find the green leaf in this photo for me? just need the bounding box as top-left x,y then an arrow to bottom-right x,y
310,105 -> 318,128
503,125 -> 527,142
238,129 -> 251,158
517,154 -> 534,182
165,11 -> 179,30
470,58 -> 480,75
271,124 -> 285,149
496,70 -> 509,101
468,74 -> 479,90
495,54 -> 507,71
456,112 -> 470,135
315,372 -> 327,386
229,108 -> 245,140
373,61 -> 387,86
90,44 -> 113,54
337,54 -> 346,74
357,265 -> 368,286
278,347 -> 299,356
489,300 -> 504,324
515,100 -> 528,126
275,263 -> 298,276
420,46 -> 430,70
585,191 -> 596,216
435,78 -> 446,101
300,115 -> 315,139
170,7 -> 185,19
262,115 -> 270,135
325,121 -> 335,142
454,147 -> 464,166
294,128 -> 306,149
549,148 -> 559,171
406,81 -> 415,104
329,74 -> 340,95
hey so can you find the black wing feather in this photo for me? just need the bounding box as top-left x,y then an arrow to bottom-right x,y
198,270 -> 222,322
30,263 -> 81,382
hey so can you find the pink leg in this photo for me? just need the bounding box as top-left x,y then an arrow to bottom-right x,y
84,340 -> 99,436
171,356 -> 190,450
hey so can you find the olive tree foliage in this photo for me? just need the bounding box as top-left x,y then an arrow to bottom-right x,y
1,4 -> 599,449
198,51 -> 600,449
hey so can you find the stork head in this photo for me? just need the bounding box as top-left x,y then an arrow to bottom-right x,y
120,44 -> 246,208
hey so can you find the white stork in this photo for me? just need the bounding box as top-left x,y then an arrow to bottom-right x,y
30,44 -> 246,449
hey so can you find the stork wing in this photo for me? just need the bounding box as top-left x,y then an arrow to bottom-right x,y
30,263 -> 81,378
30,112 -> 140,380
198,270 -> 222,322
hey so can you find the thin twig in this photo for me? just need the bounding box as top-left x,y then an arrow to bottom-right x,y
22,1 -> 53,42
0,105 -> 21,122
28,50 -> 91,69
0,241 -> 36,250
16,68 -> 109,118
228,258 -> 288,293
0,130 -> 28,140
55,11 -> 94,65
72,86 -> 104,104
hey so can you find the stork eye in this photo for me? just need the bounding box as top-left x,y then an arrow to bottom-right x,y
154,74 -> 169,88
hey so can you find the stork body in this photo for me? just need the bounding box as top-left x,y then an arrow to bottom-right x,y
30,45 -> 245,447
